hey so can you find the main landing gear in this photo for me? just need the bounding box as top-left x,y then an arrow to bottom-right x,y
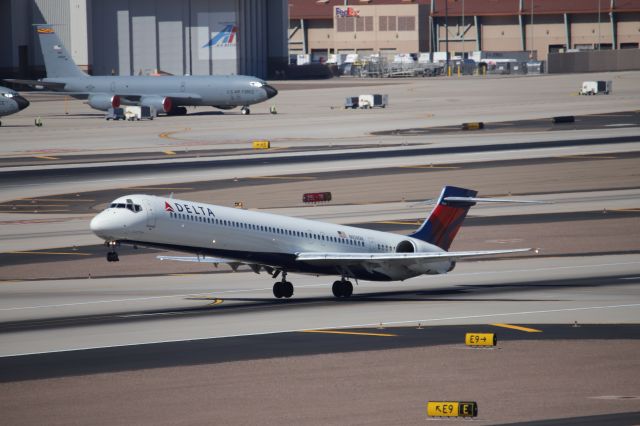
241,106 -> 250,115
332,279 -> 353,298
273,271 -> 294,299
106,241 -> 119,262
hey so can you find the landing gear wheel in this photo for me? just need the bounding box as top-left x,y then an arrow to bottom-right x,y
332,280 -> 353,298
283,281 -> 294,298
273,282 -> 283,298
332,281 -> 342,297
106,251 -> 119,262
343,281 -> 353,297
241,107 -> 250,115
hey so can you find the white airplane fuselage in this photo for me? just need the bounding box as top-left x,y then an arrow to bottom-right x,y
90,194 -> 452,281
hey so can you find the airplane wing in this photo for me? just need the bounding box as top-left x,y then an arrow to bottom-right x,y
296,248 -> 533,266
116,93 -> 203,102
157,255 -> 274,274
4,79 -> 67,90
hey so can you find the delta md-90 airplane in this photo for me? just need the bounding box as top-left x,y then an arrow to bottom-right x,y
90,186 -> 534,298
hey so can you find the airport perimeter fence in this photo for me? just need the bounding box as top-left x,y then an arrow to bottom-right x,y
338,58 -> 544,78
548,49 -> 640,73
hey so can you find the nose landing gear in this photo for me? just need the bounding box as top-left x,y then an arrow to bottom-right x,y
241,106 -> 250,115
105,241 -> 119,262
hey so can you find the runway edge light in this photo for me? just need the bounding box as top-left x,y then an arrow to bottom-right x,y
426,401 -> 478,418
465,332 -> 497,347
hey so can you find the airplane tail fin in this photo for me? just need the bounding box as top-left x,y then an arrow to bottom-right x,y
35,25 -> 86,78
409,186 -> 478,251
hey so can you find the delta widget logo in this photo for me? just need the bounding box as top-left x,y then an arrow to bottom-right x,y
203,24 -> 237,48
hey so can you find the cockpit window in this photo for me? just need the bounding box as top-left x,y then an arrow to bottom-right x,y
110,201 -> 142,212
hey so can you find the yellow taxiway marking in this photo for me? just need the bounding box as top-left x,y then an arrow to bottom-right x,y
159,127 -> 191,140
376,220 -> 422,225
559,155 -> 617,160
210,299 -> 223,306
4,251 -> 90,256
247,176 -> 316,180
586,114 -> 633,117
400,165 -> 459,169
163,150 -> 176,155
300,329 -> 397,337
34,156 -> 59,160
492,323 -> 542,333
610,208 -> 640,213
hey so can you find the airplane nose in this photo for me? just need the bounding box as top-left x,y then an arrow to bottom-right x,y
14,95 -> 30,111
90,212 -> 122,239
90,214 -> 106,236
263,84 -> 278,99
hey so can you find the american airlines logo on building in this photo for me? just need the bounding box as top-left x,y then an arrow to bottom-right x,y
165,201 -> 216,217
202,24 -> 237,48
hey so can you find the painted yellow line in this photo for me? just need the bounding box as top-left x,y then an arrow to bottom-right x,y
159,127 -> 191,140
492,323 -> 542,333
610,208 -> 640,213
586,114 -> 633,117
4,251 -> 91,256
210,299 -> 223,306
300,329 -> 397,337
247,176 -> 316,180
163,150 -> 176,155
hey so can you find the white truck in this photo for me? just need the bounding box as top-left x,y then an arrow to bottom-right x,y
357,94 -> 388,109
579,80 -> 612,95
124,105 -> 155,120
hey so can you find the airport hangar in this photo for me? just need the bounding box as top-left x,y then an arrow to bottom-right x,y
289,0 -> 640,62
0,0 -> 288,79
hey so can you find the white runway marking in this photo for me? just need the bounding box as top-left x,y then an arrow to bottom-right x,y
1,303 -> 638,358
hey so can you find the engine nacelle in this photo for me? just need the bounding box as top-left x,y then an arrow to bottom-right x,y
140,96 -> 172,114
88,94 -> 120,111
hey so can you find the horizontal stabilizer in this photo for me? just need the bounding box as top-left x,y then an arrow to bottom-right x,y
444,196 -> 549,204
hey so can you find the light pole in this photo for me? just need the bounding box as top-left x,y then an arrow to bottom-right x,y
445,0 -> 449,74
530,0 -> 534,59
461,0 -> 465,58
597,0 -> 601,49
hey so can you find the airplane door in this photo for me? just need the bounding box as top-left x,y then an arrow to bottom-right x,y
110,81 -> 116,92
145,200 -> 156,229
180,81 -> 186,92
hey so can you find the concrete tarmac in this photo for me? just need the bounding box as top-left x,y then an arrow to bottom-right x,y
1,73 -> 639,424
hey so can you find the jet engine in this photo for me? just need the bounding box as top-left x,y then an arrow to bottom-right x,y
140,96 -> 172,114
88,94 -> 120,111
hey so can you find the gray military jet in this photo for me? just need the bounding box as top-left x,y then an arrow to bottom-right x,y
6,25 -> 277,116
0,86 -> 30,126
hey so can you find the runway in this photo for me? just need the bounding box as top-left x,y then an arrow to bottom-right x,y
1,72 -> 639,425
